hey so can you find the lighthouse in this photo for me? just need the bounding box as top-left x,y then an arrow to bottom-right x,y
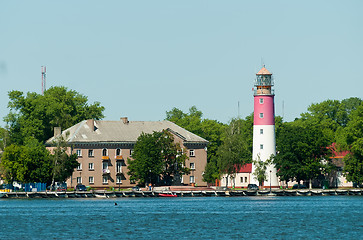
251,66 -> 279,188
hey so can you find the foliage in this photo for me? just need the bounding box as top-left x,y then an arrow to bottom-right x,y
165,106 -> 226,183
127,130 -> 189,186
50,135 -> 79,185
0,138 -> 53,184
253,155 -> 272,186
4,86 -> 105,145
0,127 -> 10,151
342,103 -> 363,184
274,121 -> 331,183
217,118 -> 251,187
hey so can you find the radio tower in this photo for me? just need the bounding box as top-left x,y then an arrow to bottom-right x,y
41,66 -> 46,95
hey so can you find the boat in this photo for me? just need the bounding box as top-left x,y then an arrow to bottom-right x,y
0,192 -> 7,198
158,193 -> 177,197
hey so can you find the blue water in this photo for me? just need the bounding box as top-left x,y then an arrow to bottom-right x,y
0,196 -> 362,239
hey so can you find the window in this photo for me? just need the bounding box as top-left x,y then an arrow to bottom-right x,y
260,144 -> 264,150
116,148 -> 121,156
259,98 -> 264,104
259,113 -> 264,118
116,162 -> 122,173
102,148 -> 108,156
245,177 -> 247,183
77,163 -> 82,170
103,176 -> 108,184
77,177 -> 82,184
260,129 -> 263,134
190,176 -> 195,183
116,176 -> 122,184
130,149 -> 134,157
76,149 -> 82,157
189,149 -> 195,157
102,161 -> 108,170
88,149 -> 94,157
89,176 -> 94,184
240,177 -> 244,183
190,162 -> 195,170
89,163 -> 94,171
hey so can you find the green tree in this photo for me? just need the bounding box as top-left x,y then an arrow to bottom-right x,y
252,154 -> 272,187
127,130 -> 189,186
342,103 -> 363,184
217,118 -> 251,188
50,135 -> 79,186
4,86 -> 105,144
0,138 -> 53,184
274,121 -> 331,186
165,106 -> 226,183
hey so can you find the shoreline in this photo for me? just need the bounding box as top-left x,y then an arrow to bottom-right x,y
1,188 -> 362,199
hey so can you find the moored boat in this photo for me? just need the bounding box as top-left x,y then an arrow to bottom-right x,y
158,193 -> 177,197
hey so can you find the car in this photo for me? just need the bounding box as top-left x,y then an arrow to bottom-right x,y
75,184 -> 87,191
247,184 -> 259,190
292,184 -> 307,189
132,186 -> 140,191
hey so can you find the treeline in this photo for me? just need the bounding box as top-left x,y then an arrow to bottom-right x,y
0,85 -> 362,187
166,97 -> 363,186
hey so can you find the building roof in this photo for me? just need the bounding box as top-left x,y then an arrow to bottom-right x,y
235,163 -> 252,173
256,66 -> 272,75
46,119 -> 208,145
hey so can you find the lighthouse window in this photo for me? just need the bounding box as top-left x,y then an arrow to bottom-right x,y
260,129 -> 263,134
259,113 -> 264,118
259,98 -> 264,104
260,144 -> 264,150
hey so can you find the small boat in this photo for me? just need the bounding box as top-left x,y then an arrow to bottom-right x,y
158,193 -> 177,197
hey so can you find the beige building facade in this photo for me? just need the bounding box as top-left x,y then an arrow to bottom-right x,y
46,118 -> 208,189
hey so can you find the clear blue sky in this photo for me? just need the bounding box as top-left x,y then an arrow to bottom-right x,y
1,1 -> 362,127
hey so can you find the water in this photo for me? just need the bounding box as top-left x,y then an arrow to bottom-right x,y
0,196 -> 362,239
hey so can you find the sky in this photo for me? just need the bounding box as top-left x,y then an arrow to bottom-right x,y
0,1 -> 362,127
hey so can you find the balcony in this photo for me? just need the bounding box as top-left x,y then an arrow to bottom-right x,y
102,169 -> 110,174
102,156 -> 110,160
115,155 -> 124,160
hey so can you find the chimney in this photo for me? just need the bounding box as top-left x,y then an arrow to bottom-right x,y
120,117 -> 129,124
87,119 -> 95,131
54,127 -> 61,137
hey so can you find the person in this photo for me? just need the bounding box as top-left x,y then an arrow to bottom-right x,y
149,183 -> 152,191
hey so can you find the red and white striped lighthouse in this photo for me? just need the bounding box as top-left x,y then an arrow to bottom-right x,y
251,66 -> 279,187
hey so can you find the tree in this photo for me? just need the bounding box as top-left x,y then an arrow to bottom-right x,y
274,121 -> 331,186
253,154 -> 272,187
4,86 -> 105,145
217,118 -> 251,188
127,130 -> 189,186
49,135 -> 79,186
342,103 -> 363,184
0,138 -> 53,184
165,106 -> 226,183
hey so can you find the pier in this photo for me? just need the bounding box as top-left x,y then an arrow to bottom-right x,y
1,188 -> 362,199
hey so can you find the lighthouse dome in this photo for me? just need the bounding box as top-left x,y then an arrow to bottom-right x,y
256,66 -> 272,75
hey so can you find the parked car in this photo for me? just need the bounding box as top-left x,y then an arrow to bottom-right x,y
247,184 -> 259,190
292,184 -> 307,189
132,186 -> 140,191
75,184 -> 87,191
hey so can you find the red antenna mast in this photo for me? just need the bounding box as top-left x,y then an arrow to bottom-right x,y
41,66 -> 46,95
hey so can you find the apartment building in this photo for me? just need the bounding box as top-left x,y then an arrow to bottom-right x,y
46,118 -> 208,189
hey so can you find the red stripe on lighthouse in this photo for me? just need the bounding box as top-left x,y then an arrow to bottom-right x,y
254,95 -> 275,125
